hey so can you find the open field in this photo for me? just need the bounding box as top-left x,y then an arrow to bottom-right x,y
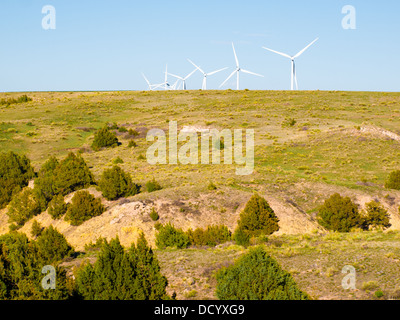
1,90 -> 400,299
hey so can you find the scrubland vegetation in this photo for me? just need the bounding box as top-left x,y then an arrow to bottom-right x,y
0,90 -> 400,300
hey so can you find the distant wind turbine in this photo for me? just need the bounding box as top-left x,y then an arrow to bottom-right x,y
262,38 -> 319,90
220,43 -> 263,90
159,65 -> 177,90
162,65 -> 173,90
141,73 -> 164,91
167,68 -> 198,90
187,59 -> 227,90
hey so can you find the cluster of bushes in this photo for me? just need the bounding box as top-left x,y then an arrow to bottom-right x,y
4,151 -> 142,229
98,166 -> 140,201
145,178 -> 162,193
64,191 -> 105,226
0,94 -> 32,106
385,170 -> 400,190
4,152 -> 107,229
233,194 -> 280,246
0,151 -> 35,209
155,194 -> 280,249
317,193 -> 391,232
0,227 -> 74,299
186,225 -> 231,247
47,194 -> 68,219
34,152 -> 95,209
75,234 -> 169,300
155,223 -> 190,249
91,125 -> 119,151
155,223 -> 232,249
0,228 -> 170,300
216,246 -> 309,300
4,152 -> 97,228
7,188 -> 41,227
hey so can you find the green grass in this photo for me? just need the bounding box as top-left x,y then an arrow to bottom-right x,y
1,90 -> 399,191
3,89 -> 400,300
62,230 -> 400,300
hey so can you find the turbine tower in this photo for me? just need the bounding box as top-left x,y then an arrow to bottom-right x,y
262,38 -> 318,90
167,68 -> 198,90
187,59 -> 227,90
220,43 -> 263,90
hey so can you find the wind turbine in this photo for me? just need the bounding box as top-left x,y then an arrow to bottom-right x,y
262,38 -> 318,90
167,68 -> 198,90
141,73 -> 164,91
220,43 -> 263,90
187,59 -> 227,90
158,65 -> 175,90
162,65 -> 173,90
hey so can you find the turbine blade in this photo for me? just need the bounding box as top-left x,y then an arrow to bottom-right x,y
240,69 -> 264,77
172,79 -> 179,90
262,47 -> 292,59
152,83 -> 164,90
141,73 -> 150,85
207,67 -> 228,76
187,59 -> 205,74
184,68 -> 198,80
293,38 -> 319,59
219,70 -> 237,88
168,73 -> 184,80
232,43 -> 239,67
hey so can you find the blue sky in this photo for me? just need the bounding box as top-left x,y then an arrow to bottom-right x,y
0,0 -> 399,92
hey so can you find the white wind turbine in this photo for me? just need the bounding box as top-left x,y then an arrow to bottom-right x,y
162,65 -> 172,90
262,38 -> 318,90
141,73 -> 164,91
220,43 -> 263,90
159,65 -> 177,90
187,59 -> 227,90
167,68 -> 198,90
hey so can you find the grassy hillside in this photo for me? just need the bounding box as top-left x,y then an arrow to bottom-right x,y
1,89 -> 400,300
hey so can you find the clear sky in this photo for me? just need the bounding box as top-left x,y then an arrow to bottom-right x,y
0,0 -> 399,92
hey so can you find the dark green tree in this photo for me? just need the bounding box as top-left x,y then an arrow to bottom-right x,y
0,151 -> 35,209
216,246 -> 309,300
47,194 -> 68,219
31,220 -> 44,238
362,201 -> 391,230
128,233 -> 168,300
0,231 -> 74,300
52,152 -> 95,196
145,179 -> 162,193
75,235 -> 168,300
34,153 -> 94,209
98,166 -> 140,201
233,226 -> 251,247
33,156 -> 59,210
234,194 -> 279,245
186,225 -> 231,247
7,188 -> 41,227
64,191 -> 105,226
317,193 -> 362,232
35,226 -> 74,263
91,126 -> 119,151
385,170 -> 400,190
155,223 -> 190,249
